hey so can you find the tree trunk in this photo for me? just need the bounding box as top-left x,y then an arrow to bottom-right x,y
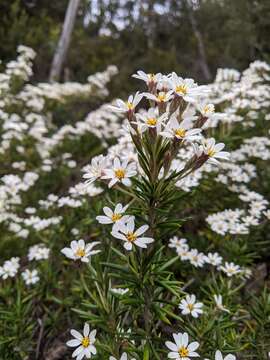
49,0 -> 81,82
185,0 -> 212,81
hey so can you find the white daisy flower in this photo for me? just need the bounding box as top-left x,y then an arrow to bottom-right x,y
213,294 -> 230,313
110,352 -> 136,360
96,203 -> 130,229
110,288 -> 129,296
204,252 -> 223,266
111,217 -> 154,251
61,240 -> 100,262
22,269 -> 39,285
165,332 -> 200,359
168,236 -> 188,249
136,107 -> 167,133
102,158 -> 137,188
201,138 -> 230,165
66,323 -> 97,360
160,116 -> 201,142
197,101 -> 215,117
188,249 -> 205,267
220,262 -> 241,277
169,73 -> 209,103
82,155 -> 108,185
144,90 -> 174,103
179,294 -> 204,318
111,92 -> 143,113
132,70 -> 162,85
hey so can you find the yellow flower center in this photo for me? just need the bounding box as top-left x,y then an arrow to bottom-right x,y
81,336 -> 90,348
76,248 -> 86,257
126,232 -> 137,242
207,149 -> 216,157
111,213 -> 122,222
176,85 -> 187,95
115,169 -> 125,179
175,128 -> 186,138
147,117 -> 157,126
178,346 -> 189,357
187,303 -> 194,311
203,104 -> 214,114
157,93 -> 166,102
125,102 -> 134,110
148,73 -> 155,81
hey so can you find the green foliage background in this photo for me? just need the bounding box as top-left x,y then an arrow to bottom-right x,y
1,0 -> 270,97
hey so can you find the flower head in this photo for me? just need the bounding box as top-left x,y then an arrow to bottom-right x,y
112,92 -> 143,113
137,107 -> 167,133
132,70 -> 162,85
161,116 -> 201,143
102,158 -> 137,188
201,138 -> 230,165
213,294 -> 230,313
82,155 -> 108,185
111,217 -> 154,251
169,73 -> 210,103
144,90 -> 174,103
61,240 -> 100,262
96,203 -> 130,230
66,323 -> 97,360
179,294 -> 204,318
22,269 -> 39,285
220,262 -> 241,277
165,332 -> 200,359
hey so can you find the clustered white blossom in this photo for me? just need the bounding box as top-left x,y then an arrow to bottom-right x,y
1,47 -> 268,359
168,236 -> 246,277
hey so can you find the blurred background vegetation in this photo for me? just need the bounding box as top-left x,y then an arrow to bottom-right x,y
1,0 -> 270,97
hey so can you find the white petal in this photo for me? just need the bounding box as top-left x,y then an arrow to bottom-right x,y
135,224 -> 149,236
70,329 -> 83,340
66,339 -> 81,347
165,341 -> 178,351
83,323 -> 90,337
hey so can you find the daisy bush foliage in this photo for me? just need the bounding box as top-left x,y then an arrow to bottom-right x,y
0,48 -> 270,360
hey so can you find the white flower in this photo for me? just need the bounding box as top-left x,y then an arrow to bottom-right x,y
213,295 -> 230,313
177,246 -> 190,261
110,288 -> 129,296
160,116 -> 201,142
132,70 -> 162,85
188,249 -> 205,267
168,236 -> 188,250
201,138 -> 230,165
169,73 -> 209,102
102,158 -> 137,188
28,244 -> 50,261
82,155 -> 108,185
66,323 -> 97,360
96,203 -> 130,229
197,102 -> 215,117
205,252 -> 223,266
215,350 -> 236,360
111,92 -> 143,113
137,107 -> 167,133
110,352 -> 136,360
61,240 -> 100,262
0,257 -> 20,279
165,332 -> 200,359
22,269 -> 39,285
179,294 -> 203,318
111,217 -> 154,251
220,262 -> 241,277
144,90 -> 174,103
